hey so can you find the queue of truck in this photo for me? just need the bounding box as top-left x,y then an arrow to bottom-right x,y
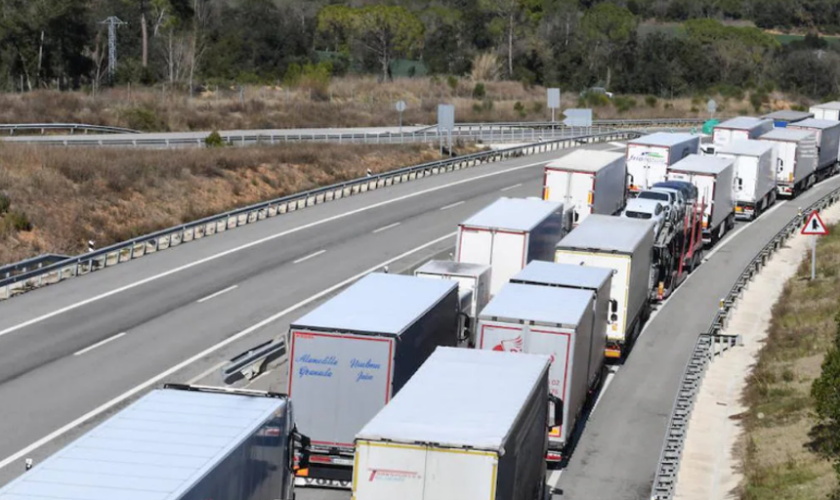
8,106 -> 840,500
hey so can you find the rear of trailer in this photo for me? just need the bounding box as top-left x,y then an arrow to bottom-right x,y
543,150 -> 627,226
288,273 -> 458,487
0,385 -> 302,500
759,128 -> 819,197
667,155 -> 735,243
457,197 -> 565,295
510,260 -> 612,393
353,347 -> 553,500
712,117 -> 774,146
761,110 -> 813,128
478,283 -> 595,459
625,133 -> 700,195
810,101 -> 840,121
554,215 -> 655,360
715,140 -> 777,220
788,118 -> 840,176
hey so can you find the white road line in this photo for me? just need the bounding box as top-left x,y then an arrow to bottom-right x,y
440,201 -> 465,211
293,249 -> 326,264
0,232 -> 457,472
591,369 -> 617,414
548,469 -> 563,488
0,159 -> 546,340
501,183 -> 523,192
609,142 -> 626,148
73,332 -> 126,357
186,359 -> 228,385
372,222 -> 400,234
196,285 -> 238,303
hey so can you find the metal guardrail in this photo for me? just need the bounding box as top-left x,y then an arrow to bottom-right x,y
650,186 -> 840,500
453,118 -> 710,131
0,253 -> 70,279
0,123 -> 139,135
0,128 -> 642,301
222,338 -> 287,385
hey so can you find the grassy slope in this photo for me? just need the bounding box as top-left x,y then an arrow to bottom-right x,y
742,227 -> 840,499
0,142 -> 449,266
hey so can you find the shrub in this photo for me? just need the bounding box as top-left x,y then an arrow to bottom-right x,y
447,76 -> 459,93
5,210 -> 32,232
0,193 -> 9,214
122,106 -> 165,132
532,101 -> 544,113
691,106 -> 700,113
513,101 -> 526,117
472,82 -> 486,100
645,95 -> 658,108
614,96 -> 637,113
470,53 -> 500,82
750,93 -> 765,112
585,92 -> 610,107
205,130 -> 225,148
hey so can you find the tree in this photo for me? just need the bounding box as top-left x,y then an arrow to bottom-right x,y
581,3 -> 636,89
811,309 -> 840,479
479,0 -> 523,78
315,4 -> 354,53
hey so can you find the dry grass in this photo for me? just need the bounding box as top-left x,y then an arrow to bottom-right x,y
741,228 -> 840,500
0,142 -> 453,265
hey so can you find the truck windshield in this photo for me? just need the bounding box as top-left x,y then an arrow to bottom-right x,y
625,211 -> 653,220
638,192 -> 669,202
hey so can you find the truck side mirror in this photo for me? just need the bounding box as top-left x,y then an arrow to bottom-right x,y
293,429 -> 311,470
549,395 -> 564,429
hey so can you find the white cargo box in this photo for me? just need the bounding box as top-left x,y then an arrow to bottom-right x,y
457,197 -> 565,295
759,128 -> 819,195
715,140 -> 776,217
810,101 -> 840,121
667,155 -> 735,239
713,117 -> 773,146
354,347 -> 551,500
788,118 -> 840,168
543,150 -> 627,226
625,133 -> 700,194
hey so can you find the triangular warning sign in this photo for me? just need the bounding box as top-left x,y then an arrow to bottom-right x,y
801,211 -> 829,236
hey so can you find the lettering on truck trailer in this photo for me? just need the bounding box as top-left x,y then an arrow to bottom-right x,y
296,354 -> 338,378
627,151 -> 667,163
351,358 -> 382,382
368,468 -> 423,482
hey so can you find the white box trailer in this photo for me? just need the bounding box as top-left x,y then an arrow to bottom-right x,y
761,110 -> 813,128
510,260 -> 612,393
759,128 -> 819,197
625,132 -> 700,195
457,197 -> 565,295
667,155 -> 736,243
477,283 -> 595,459
712,117 -> 774,147
554,215 -> 655,360
287,273 -> 459,487
715,140 -> 777,220
414,260 -> 492,347
353,347 -> 554,500
788,118 -> 840,175
542,150 -> 627,226
810,101 -> 840,121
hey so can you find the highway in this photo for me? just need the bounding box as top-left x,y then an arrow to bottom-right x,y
0,141 -> 627,493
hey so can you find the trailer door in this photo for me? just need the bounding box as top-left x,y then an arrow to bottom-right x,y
570,172 -> 595,223
543,168 -> 571,203
489,231 -> 527,294
529,327 -> 573,445
457,227 -> 492,265
776,142 -> 795,184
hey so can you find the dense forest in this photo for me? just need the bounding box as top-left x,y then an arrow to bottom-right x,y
1,0 -> 840,98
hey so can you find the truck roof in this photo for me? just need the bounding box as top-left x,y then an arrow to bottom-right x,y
415,260 -> 491,279
760,128 -> 815,142
292,273 -> 457,336
544,149 -> 625,173
715,140 -> 775,157
669,154 -> 733,175
789,118 -> 840,130
811,101 -> 840,111
460,197 -> 562,232
0,388 -> 286,500
356,347 -> 550,452
479,282 -> 593,327
556,214 -> 654,254
511,260 -> 612,291
629,132 -> 698,147
761,110 -> 813,121
715,116 -> 771,130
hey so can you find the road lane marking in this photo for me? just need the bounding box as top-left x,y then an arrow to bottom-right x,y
372,222 -> 400,234
440,201 -> 465,211
293,249 -> 326,264
196,285 -> 238,303
0,232 -> 457,472
501,183 -> 523,192
609,142 -> 626,148
0,159 -> 548,340
73,332 -> 126,356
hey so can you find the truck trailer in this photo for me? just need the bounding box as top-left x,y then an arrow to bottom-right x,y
761,110 -> 813,128
542,149 -> 627,226
456,197 -> 565,295
477,282 -> 597,461
759,128 -> 819,197
712,117 -> 774,148
353,347 -> 555,500
0,384 -> 308,500
787,118 -> 840,178
554,215 -> 655,361
715,140 -> 777,220
510,260 -> 612,393
625,132 -> 700,195
809,101 -> 840,121
414,260 -> 492,347
287,273 -> 459,488
666,155 -> 736,243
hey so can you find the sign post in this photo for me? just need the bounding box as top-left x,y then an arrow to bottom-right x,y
547,88 -> 561,123
395,100 -> 407,134
801,211 -> 829,280
707,99 -> 717,120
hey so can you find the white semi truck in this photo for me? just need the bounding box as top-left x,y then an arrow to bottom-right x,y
715,140 -> 777,221
666,155 -> 736,243
353,347 -> 556,500
810,101 -> 840,121
625,133 -> 700,195
788,118 -> 840,178
759,128 -> 819,197
712,117 -> 774,149
542,149 -> 627,227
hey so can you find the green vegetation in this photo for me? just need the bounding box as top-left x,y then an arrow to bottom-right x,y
743,227 -> 840,500
204,130 -> 224,148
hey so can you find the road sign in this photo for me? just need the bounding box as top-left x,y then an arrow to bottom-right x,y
547,88 -> 560,122
395,100 -> 406,112
437,104 -> 455,132
801,211 -> 829,235
707,99 -> 717,119
563,108 -> 592,127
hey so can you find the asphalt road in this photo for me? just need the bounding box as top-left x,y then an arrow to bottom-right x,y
0,141 -> 629,495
